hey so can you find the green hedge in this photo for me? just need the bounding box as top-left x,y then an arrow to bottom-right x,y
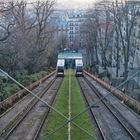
0,82 -> 20,101
0,69 -> 51,101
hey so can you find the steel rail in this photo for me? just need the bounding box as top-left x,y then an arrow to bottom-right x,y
0,71 -> 56,118
0,76 -> 57,140
44,70 -> 140,139
0,69 -> 95,139
84,76 -> 140,140
77,77 -> 106,140
33,78 -> 63,140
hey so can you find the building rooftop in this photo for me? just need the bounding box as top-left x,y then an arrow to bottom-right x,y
58,52 -> 82,59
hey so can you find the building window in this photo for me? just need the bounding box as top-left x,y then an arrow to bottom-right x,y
70,27 -> 73,30
75,27 -> 79,30
70,23 -> 74,26
76,31 -> 79,34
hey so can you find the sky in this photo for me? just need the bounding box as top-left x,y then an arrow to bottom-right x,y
56,0 -> 93,9
57,0 -> 93,4
24,0 -> 94,9
2,0 -> 96,9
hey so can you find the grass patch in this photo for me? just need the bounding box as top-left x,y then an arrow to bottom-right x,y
70,70 -> 96,140
44,72 -> 69,140
44,69 -> 96,140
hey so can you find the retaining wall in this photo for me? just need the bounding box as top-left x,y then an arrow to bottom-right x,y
84,71 -> 140,114
0,71 -> 56,113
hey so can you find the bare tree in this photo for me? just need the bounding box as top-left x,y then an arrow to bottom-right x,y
82,1 -> 114,71
26,0 -> 55,72
113,0 -> 140,79
81,16 -> 98,66
111,0 -> 121,77
0,0 -> 56,75
0,2 -> 15,42
83,0 -> 140,79
95,1 -> 115,69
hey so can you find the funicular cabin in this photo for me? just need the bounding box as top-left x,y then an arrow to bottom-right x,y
75,59 -> 83,76
56,52 -> 83,76
56,59 -> 65,76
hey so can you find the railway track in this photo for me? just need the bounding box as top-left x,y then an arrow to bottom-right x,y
77,74 -> 140,140
0,74 -> 63,140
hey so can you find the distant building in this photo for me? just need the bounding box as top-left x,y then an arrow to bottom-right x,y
49,9 -> 87,50
67,10 -> 87,49
49,10 -> 68,38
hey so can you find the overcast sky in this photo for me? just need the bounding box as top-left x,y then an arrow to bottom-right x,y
28,0 -> 93,3
3,0 -> 98,9
57,0 -> 92,3
56,0 -> 93,9
24,0 -> 93,9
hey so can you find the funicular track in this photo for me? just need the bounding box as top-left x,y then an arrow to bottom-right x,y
0,73 -> 63,140
77,73 -> 140,140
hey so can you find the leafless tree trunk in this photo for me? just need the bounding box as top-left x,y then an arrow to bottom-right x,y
114,0 -> 139,80
112,0 -> 120,77
0,0 -> 55,75
80,15 -> 99,71
94,1 -> 114,69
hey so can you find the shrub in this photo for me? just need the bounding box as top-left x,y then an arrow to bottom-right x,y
38,71 -> 48,77
30,74 -> 38,83
0,83 -> 20,101
0,79 -> 5,101
8,84 -> 21,93
0,69 -> 50,101
84,65 -> 90,72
